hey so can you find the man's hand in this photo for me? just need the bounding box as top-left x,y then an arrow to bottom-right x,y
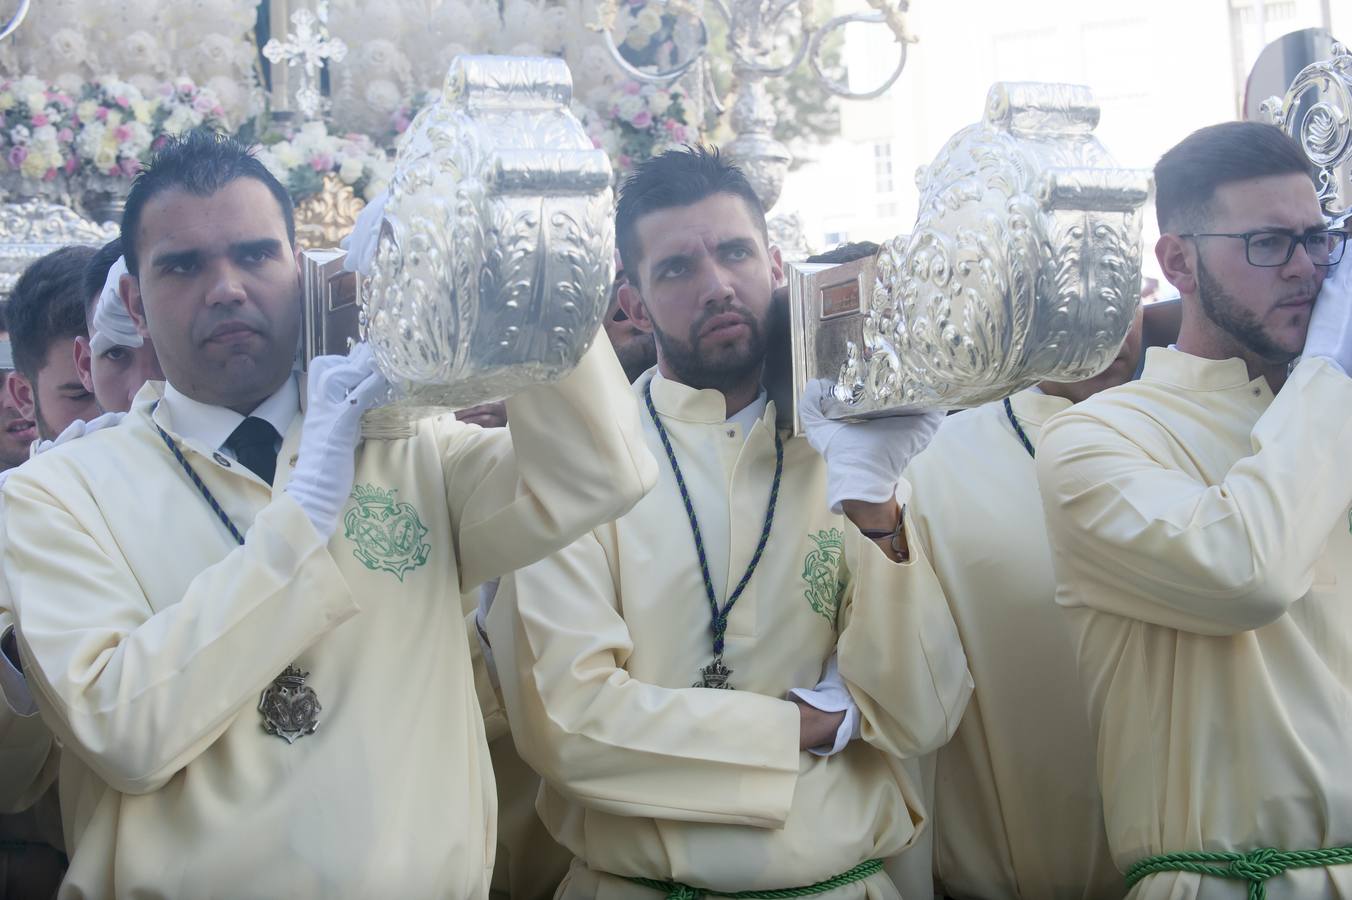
34,410 -> 126,456
1305,252 -> 1352,375
794,697 -> 846,752
798,379 -> 942,514
286,343 -> 389,537
455,401 -> 507,430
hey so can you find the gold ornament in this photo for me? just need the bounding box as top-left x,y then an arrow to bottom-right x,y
294,173 -> 365,248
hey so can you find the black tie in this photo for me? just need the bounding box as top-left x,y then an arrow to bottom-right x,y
225,417 -> 280,485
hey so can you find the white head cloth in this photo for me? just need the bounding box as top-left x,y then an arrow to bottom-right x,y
340,188 -> 389,277
89,256 -> 143,356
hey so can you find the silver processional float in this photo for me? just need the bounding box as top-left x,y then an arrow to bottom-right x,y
298,41 -> 1350,422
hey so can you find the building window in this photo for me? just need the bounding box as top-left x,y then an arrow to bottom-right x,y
873,142 -> 893,194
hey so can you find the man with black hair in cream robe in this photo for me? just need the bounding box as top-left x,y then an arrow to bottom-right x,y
0,242 -> 141,898
886,308 -> 1143,900
1037,122 -> 1352,899
488,145 -> 972,899
0,129 -> 656,899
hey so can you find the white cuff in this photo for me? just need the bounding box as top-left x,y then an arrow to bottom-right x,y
475,581 -> 501,692
788,654 -> 860,757
0,625 -> 38,717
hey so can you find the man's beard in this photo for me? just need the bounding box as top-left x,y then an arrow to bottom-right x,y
32,391 -> 58,442
650,303 -> 767,392
1197,257 -> 1302,366
614,334 -> 657,384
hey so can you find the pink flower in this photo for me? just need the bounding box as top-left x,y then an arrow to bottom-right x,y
621,81 -> 642,96
114,124 -> 133,142
42,167 -> 57,181
7,146 -> 27,167
211,105 -> 225,118
618,154 -> 632,170
152,135 -> 169,151
591,136 -> 603,149
63,156 -> 78,174
30,113 -> 47,127
54,93 -> 72,107
159,84 -> 174,97
310,154 -> 333,172
115,95 -> 130,108
192,94 -> 215,114
57,127 -> 73,142
95,107 -> 109,121
120,157 -> 140,177
632,110 -> 652,128
106,166 -> 120,177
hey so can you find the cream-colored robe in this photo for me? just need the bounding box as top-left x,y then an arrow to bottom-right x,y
888,391 -> 1121,900
488,370 -> 972,898
1036,349 -> 1352,899
0,613 -> 55,814
1,338 -> 656,900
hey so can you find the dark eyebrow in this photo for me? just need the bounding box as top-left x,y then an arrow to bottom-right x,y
717,238 -> 756,254
652,252 -> 694,275
151,248 -> 201,272
231,238 -> 284,258
1253,224 -> 1330,236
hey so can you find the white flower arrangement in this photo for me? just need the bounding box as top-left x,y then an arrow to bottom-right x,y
253,121 -> 392,203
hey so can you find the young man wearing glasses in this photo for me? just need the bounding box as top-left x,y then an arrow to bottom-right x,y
1036,121 -> 1352,899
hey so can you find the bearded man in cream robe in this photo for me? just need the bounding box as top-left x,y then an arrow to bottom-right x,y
0,130 -> 656,899
886,308 -> 1143,900
488,146 -> 972,899
1037,122 -> 1352,899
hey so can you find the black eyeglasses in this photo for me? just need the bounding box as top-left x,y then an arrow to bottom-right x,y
1179,229 -> 1349,267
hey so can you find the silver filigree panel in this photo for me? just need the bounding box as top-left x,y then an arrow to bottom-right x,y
795,81 -> 1151,418
363,55 -> 615,409
0,200 -> 117,300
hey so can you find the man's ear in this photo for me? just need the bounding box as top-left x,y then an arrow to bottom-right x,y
122,273 -> 152,340
7,370 -> 34,421
768,244 -> 786,289
1156,234 -> 1198,297
74,336 -> 95,394
617,281 -> 655,335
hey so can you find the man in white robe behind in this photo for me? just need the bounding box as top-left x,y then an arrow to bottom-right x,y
1037,122 -> 1352,898
488,146 -> 972,899
887,309 -> 1143,900
0,129 -> 656,899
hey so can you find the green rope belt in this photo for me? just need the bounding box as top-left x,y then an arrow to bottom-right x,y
1125,846 -> 1352,900
624,858 -> 883,900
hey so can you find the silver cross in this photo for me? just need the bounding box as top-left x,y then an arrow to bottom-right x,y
262,7 -> 348,120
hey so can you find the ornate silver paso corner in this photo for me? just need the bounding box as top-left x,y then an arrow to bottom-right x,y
0,200 -> 117,300
809,82 -> 1151,416
1263,42 -> 1352,217
363,55 -> 615,411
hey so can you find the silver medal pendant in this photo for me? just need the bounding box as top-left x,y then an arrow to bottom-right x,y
259,665 -> 321,743
694,656 -> 734,690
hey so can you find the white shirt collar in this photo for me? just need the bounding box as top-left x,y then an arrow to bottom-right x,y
161,373 -> 300,453
726,389 -> 768,436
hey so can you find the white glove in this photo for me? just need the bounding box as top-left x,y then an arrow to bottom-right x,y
286,343 -> 389,537
798,379 -> 943,514
340,189 -> 389,276
1304,253 -> 1352,376
33,410 -> 126,456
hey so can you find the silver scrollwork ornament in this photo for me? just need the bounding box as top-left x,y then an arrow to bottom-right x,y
362,56 -> 615,411
793,82 -> 1152,420
1262,42 -> 1352,218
